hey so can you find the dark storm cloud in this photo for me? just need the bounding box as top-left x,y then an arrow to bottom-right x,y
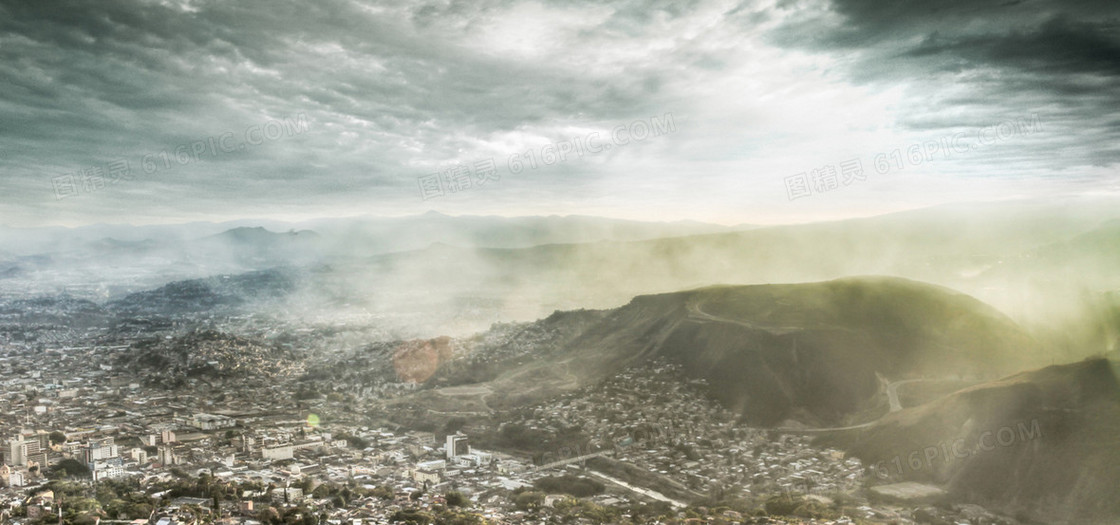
759,0 -> 1120,173
766,0 -> 1120,74
813,0 -> 1116,47
904,17 -> 1120,77
0,0 -> 688,224
2,0 -> 1116,226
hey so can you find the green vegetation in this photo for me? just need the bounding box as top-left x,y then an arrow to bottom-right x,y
444,491 -> 467,507
413,277 -> 1045,429
478,422 -> 589,458
762,494 -> 837,519
22,476 -> 414,525
532,475 -> 605,498
512,490 -> 544,511
49,458 -> 90,479
390,507 -> 486,525
294,384 -> 320,400
333,431 -> 369,449
551,497 -> 620,522
30,479 -> 154,522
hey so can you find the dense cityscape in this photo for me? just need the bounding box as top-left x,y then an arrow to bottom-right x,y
0,296 -> 1035,525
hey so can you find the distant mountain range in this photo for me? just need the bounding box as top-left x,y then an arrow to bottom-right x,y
7,200 -> 1120,344
0,211 -> 744,258
293,199 -> 1120,339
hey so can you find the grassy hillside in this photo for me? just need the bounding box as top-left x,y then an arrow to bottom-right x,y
829,358 -> 1120,524
420,276 -> 1043,427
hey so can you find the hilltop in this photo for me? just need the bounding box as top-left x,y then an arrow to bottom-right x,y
115,329 -> 301,388
402,277 -> 1042,427
105,268 -> 298,316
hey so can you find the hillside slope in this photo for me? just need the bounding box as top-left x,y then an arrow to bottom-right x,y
831,358 -> 1120,524
419,277 -> 1042,426
115,329 -> 300,388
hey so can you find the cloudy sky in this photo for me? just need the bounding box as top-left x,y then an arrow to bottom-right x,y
2,0 -> 1118,227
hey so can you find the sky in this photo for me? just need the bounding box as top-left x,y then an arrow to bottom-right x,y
2,0 -> 1119,227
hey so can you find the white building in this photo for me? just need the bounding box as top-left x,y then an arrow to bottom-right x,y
191,413 -> 236,431
91,460 -> 125,481
7,433 -> 48,467
417,459 -> 447,471
128,447 -> 147,464
9,469 -> 25,487
445,433 -> 469,460
0,464 -> 25,487
7,435 -> 26,466
157,446 -> 179,466
411,469 -> 440,485
85,438 -> 119,463
262,444 -> 294,461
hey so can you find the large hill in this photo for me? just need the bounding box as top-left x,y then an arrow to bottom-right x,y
105,268 -> 298,317
401,277 -> 1044,427
115,329 -> 301,388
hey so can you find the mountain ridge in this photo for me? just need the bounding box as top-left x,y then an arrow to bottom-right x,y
403,276 -> 1043,427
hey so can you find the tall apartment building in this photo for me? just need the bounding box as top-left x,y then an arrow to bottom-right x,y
84,437 -> 119,465
7,432 -> 49,467
445,433 -> 469,460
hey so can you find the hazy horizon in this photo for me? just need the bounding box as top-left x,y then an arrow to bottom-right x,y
9,194 -> 1120,231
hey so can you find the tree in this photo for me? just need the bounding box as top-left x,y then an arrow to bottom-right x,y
444,491 -> 467,508
764,494 -> 802,517
371,485 -> 394,500
443,418 -> 467,437
389,509 -> 433,525
336,433 -> 368,450
533,475 -> 605,498
51,458 -> 91,479
434,509 -> 484,525
513,491 -> 544,511
49,431 -> 67,445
